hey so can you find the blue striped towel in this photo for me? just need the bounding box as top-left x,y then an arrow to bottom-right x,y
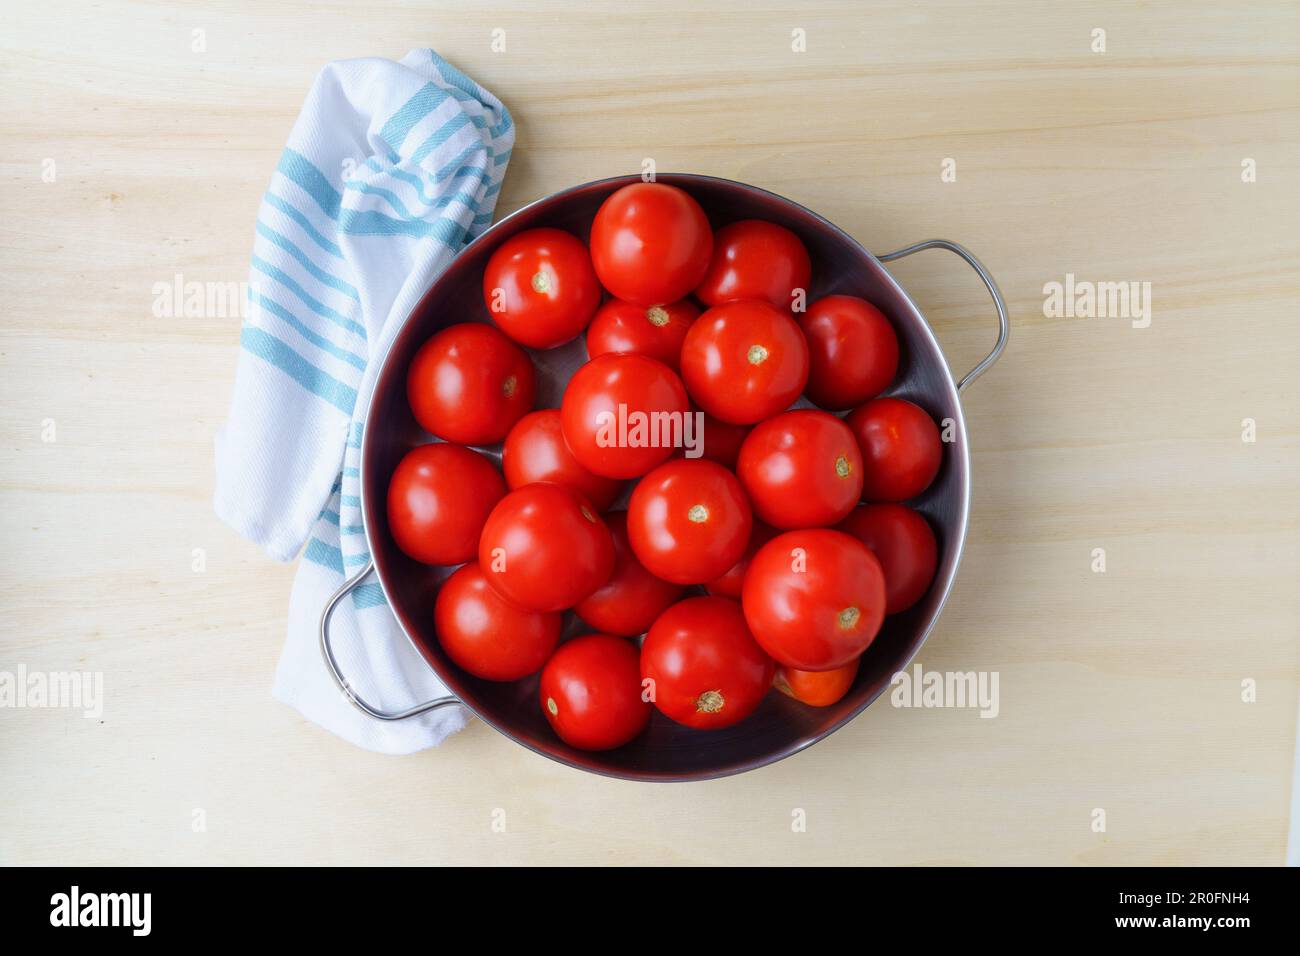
215,50 -> 514,753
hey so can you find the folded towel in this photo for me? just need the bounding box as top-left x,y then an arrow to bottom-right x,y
215,49 -> 514,753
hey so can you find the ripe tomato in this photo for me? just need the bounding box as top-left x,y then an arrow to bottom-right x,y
641,596 -> 775,730
774,658 -> 859,707
694,219 -> 812,311
704,520 -> 778,599
387,443 -> 505,565
696,412 -> 750,469
482,227 -> 602,349
846,397 -> 942,501
434,562 -> 561,681
540,634 -> 651,750
741,528 -> 886,671
737,409 -> 863,529
837,503 -> 938,615
407,322 -> 535,445
588,182 -> 713,306
560,352 -> 690,479
478,483 -> 615,612
585,298 -> 699,372
797,295 -> 899,410
680,299 -> 809,424
627,458 -> 753,585
575,512 -> 684,636
501,409 -> 623,512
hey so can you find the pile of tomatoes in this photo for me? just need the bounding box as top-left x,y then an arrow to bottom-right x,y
388,181 -> 943,752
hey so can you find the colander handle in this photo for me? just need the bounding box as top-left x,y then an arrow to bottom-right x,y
319,559 -> 462,721
878,239 -> 1009,392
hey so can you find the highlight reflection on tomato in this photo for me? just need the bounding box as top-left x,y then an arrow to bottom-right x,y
478,482 -> 615,612
435,562 -> 561,681
387,442 -> 505,566
482,227 -> 602,349
742,528 -> 886,671
541,634 -> 652,751
641,596 -> 775,730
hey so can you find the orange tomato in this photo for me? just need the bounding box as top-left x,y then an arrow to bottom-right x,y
773,658 -> 860,707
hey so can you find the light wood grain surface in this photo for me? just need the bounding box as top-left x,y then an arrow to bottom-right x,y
2,0 -> 1297,866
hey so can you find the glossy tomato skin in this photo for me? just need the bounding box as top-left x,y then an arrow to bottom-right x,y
478,483 -> 615,612
434,562 -> 561,681
540,634 -> 651,751
704,520 -> 778,599
560,352 -> 690,479
696,413 -> 751,469
846,397 -> 942,501
407,323 -> 535,445
501,409 -> 623,512
482,227 -> 602,349
798,295 -> 899,411
737,409 -> 864,529
774,658 -> 860,707
694,219 -> 812,311
575,512 -> 684,636
585,298 -> 699,372
680,299 -> 809,424
641,596 -> 775,730
837,503 -> 938,615
387,443 -> 505,565
589,182 -> 713,306
627,458 -> 753,585
742,529 -> 886,671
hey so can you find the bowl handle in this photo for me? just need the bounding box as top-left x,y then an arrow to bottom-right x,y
319,559 -> 462,720
878,239 -> 1010,392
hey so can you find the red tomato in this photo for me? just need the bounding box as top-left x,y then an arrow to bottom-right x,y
501,409 -> 623,512
540,634 -> 651,750
846,397 -> 942,501
641,596 -> 775,730
741,528 -> 886,671
696,412 -> 751,469
478,483 -> 615,612
482,227 -> 602,349
694,219 -> 812,311
627,458 -> 753,585
704,521 -> 778,599
434,562 -> 561,681
774,658 -> 859,707
680,299 -> 809,424
575,512 -> 684,636
737,409 -> 863,529
588,182 -> 713,306
585,298 -> 699,372
406,322 -> 535,445
837,503 -> 938,615
387,443 -> 505,565
560,352 -> 690,479
797,295 -> 899,410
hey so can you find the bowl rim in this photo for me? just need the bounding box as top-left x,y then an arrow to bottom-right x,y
359,172 -> 972,781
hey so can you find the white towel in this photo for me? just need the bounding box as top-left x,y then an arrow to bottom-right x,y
214,50 -> 514,753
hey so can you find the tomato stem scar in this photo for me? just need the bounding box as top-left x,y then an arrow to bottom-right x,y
696,690 -> 725,713
687,504 -> 709,523
747,344 -> 769,365
835,454 -> 851,478
838,607 -> 861,629
502,374 -> 517,397
546,697 -> 558,716
646,306 -> 670,327
530,271 -> 551,294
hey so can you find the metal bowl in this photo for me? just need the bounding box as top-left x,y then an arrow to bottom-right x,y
320,174 -> 1008,781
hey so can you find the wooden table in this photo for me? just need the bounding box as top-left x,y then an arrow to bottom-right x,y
2,0 -> 1296,865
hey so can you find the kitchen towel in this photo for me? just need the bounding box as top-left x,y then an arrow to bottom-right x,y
214,49 -> 514,753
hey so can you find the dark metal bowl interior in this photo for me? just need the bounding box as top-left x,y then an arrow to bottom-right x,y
362,174 -> 969,781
